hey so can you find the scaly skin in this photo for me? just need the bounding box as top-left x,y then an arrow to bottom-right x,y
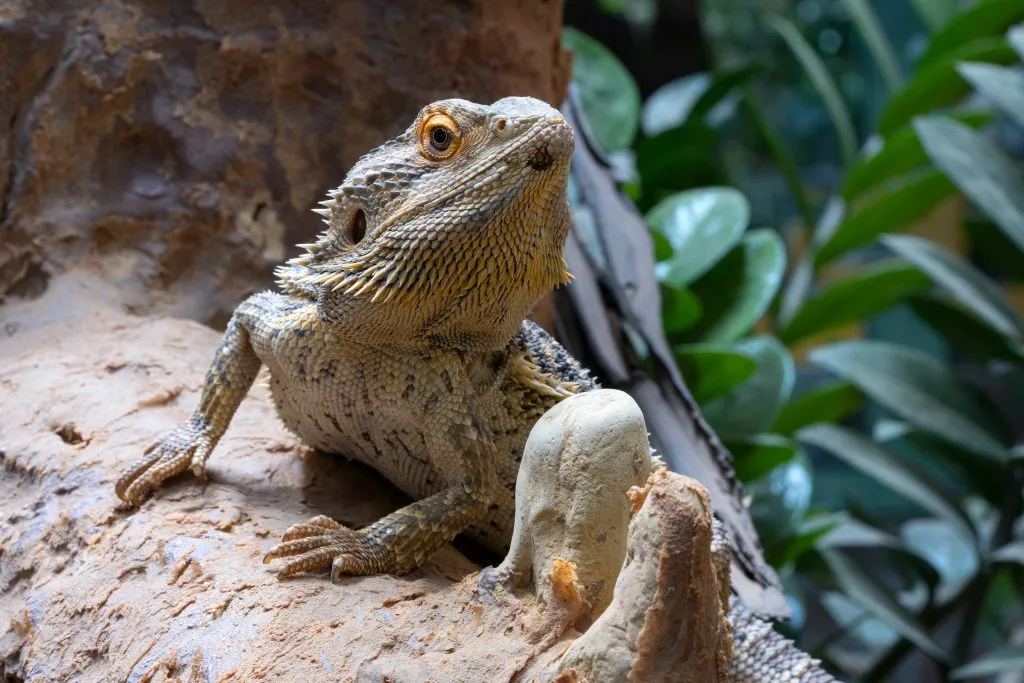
116,97 -> 589,577
710,522 -> 837,682
114,96 -> 836,680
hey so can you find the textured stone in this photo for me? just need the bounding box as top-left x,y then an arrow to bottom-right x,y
0,0 -> 572,323
0,289 -> 728,682
497,389 -> 654,627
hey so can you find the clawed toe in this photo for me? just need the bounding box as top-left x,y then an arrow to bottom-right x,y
264,518 -> 388,580
114,447 -> 166,506
280,515 -> 343,541
114,420 -> 213,507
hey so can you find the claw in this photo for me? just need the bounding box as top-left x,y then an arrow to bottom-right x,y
114,448 -> 165,504
331,554 -> 365,582
264,516 -> 390,579
280,522 -> 338,541
113,419 -> 212,507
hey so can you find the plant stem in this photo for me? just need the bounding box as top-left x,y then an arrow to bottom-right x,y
950,575 -> 990,664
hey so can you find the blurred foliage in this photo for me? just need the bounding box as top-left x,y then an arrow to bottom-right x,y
564,1 -> 1024,680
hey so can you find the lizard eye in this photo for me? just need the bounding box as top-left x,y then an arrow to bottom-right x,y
429,126 -> 450,151
419,113 -> 460,160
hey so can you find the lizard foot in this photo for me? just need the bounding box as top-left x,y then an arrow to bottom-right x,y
263,515 -> 392,581
114,417 -> 213,507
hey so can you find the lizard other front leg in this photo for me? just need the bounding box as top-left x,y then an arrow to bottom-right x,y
264,408 -> 497,580
114,295 -> 278,506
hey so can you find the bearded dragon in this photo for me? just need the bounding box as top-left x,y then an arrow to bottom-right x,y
113,96 -> 836,681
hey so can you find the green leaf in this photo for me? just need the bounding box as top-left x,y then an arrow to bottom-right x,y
747,450 -> 814,552
640,67 -> 756,137
648,187 -> 750,287
992,540 -> 1024,565
771,381 -> 864,438
874,418 -> 913,443
651,228 -> 673,261
729,433 -> 799,482
951,646 -> 1024,680
840,0 -> 904,91
799,424 -> 977,544
634,122 -> 727,208
809,340 -> 1010,461
772,513 -> 844,569
687,230 -> 786,342
883,234 -> 1024,340
1011,23 -> 1024,59
909,296 -> 1024,364
878,38 -> 1019,136
820,516 -> 906,550
819,518 -> 943,591
907,0 -> 956,34
957,62 -> 1024,129
780,199 -> 845,325
766,14 -> 857,164
562,27 -> 640,152
688,66 -> 759,125
779,260 -> 932,345
820,592 -> 900,650
916,0 -> 1024,70
641,73 -> 711,138
896,427 -> 1006,506
809,195 -> 847,250
661,284 -> 703,336
673,343 -> 756,404
915,116 -> 1024,254
815,170 -> 957,266
900,518 -> 978,602
841,110 -> 993,201
777,255 -> 815,329
702,336 -> 794,436
821,548 -> 949,663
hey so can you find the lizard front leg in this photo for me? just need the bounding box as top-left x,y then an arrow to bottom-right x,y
114,297 -> 269,506
264,414 -> 497,579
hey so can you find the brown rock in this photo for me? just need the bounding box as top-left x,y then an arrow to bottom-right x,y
0,277 -> 730,681
0,0 -> 572,323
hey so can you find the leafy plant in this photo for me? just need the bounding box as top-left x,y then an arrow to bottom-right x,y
563,22 -> 848,630
751,6 -> 1024,679
564,2 -> 1024,680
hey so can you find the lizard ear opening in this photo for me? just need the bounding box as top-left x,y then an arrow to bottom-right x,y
350,209 -> 367,244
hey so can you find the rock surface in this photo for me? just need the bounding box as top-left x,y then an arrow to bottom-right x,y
0,0 -> 572,324
0,277 -> 731,681
497,388 -> 654,627
0,3 -> 740,679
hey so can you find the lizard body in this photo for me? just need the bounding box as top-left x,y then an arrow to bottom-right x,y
114,97 -> 836,680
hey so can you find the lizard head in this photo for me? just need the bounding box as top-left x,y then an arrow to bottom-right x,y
279,96 -> 576,349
